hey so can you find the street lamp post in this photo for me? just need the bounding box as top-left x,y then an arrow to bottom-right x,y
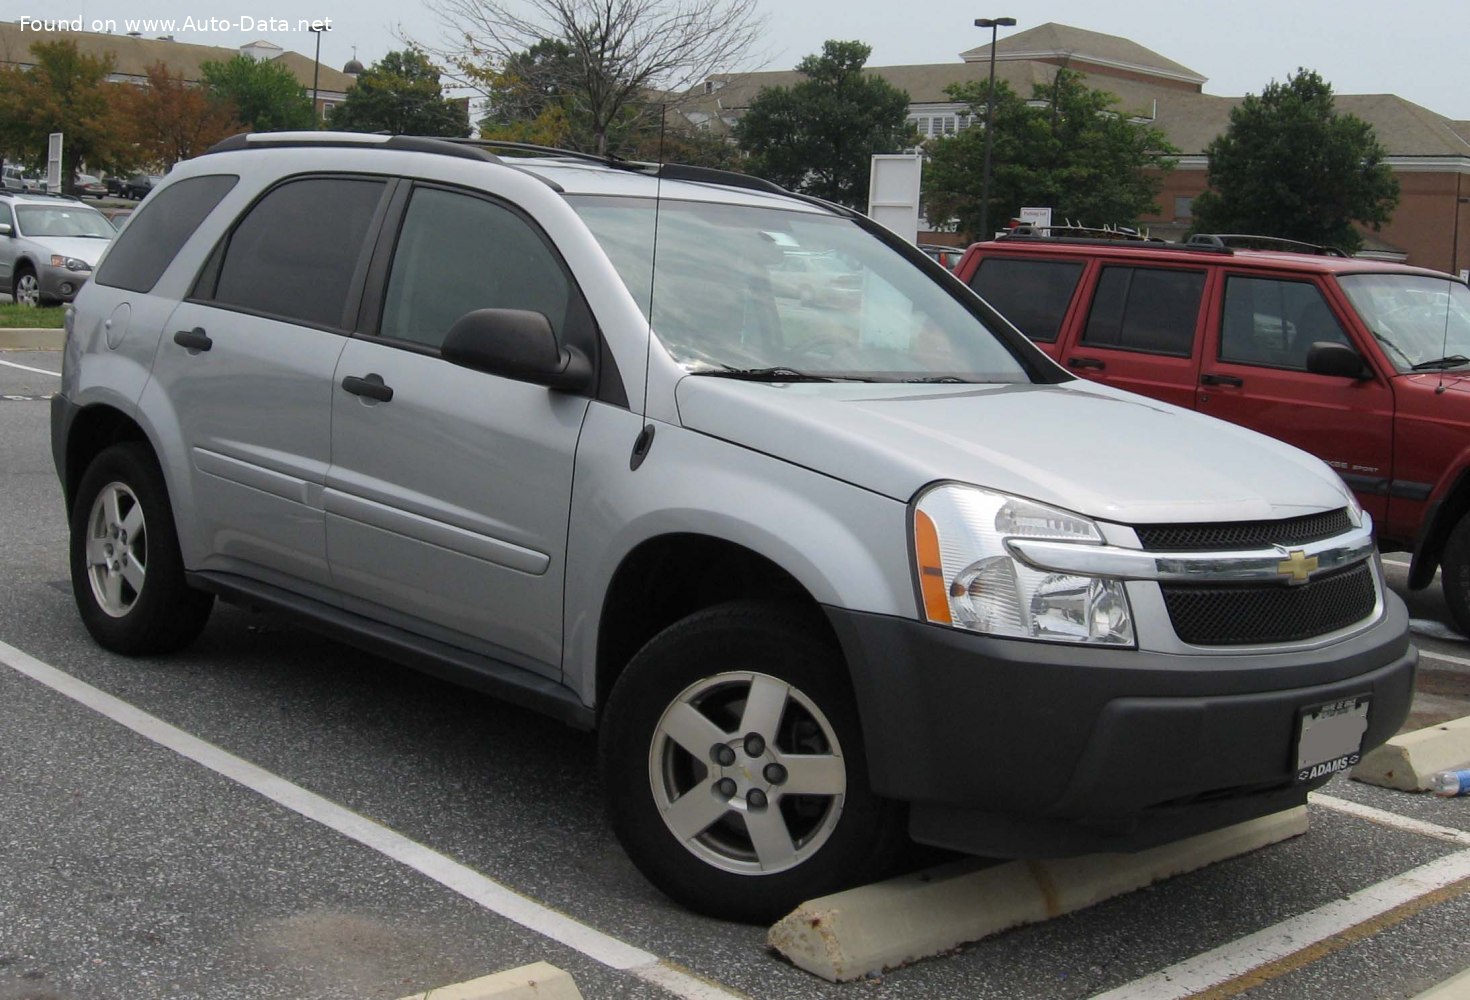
309,24 -> 329,126
974,16 -> 1016,241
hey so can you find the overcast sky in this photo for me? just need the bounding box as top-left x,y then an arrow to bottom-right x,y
5,0 -> 1468,121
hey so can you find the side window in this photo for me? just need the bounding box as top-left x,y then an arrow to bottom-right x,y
1081,266 -> 1205,357
1220,276 -> 1351,370
94,174 -> 238,293
0,203 -> 12,229
210,177 -> 385,329
378,186 -> 570,349
969,257 -> 1084,343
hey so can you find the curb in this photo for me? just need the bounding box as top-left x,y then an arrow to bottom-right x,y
1352,715 -> 1470,792
0,328 -> 65,350
397,962 -> 582,1000
768,806 -> 1308,983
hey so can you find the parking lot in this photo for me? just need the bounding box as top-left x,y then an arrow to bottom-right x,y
2,345 -> 1468,1000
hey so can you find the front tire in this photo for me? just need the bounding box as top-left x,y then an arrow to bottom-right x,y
1440,513 -> 1470,637
600,601 -> 904,923
69,443 -> 213,654
13,267 -> 40,307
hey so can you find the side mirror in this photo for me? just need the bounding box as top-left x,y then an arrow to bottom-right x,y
1305,341 -> 1370,379
441,308 -> 592,393
0,222 -> 11,237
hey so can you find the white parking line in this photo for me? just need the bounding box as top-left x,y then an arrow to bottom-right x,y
1090,848 -> 1470,999
1419,648 -> 1470,670
0,358 -> 60,377
1310,793 -> 1470,845
1382,555 -> 1411,567
0,638 -> 748,1000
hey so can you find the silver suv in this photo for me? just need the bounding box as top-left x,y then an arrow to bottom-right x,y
51,133 -> 1417,923
0,191 -> 115,305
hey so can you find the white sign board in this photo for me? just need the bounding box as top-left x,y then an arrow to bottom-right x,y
46,132 -> 62,193
1019,206 -> 1052,234
867,154 -> 923,245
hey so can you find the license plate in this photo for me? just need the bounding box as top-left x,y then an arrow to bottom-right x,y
1295,695 -> 1370,782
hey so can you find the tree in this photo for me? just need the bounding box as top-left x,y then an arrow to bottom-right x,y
114,62 -> 242,168
328,48 -> 469,137
734,41 -> 914,209
421,0 -> 764,156
1190,69 -> 1398,254
923,69 -> 1176,238
200,54 -> 315,132
0,41 -> 132,192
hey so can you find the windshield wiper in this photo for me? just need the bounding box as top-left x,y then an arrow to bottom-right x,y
693,367 -> 872,383
902,375 -> 975,383
1410,355 -> 1470,371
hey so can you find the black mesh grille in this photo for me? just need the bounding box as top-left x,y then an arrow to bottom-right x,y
1135,509 -> 1353,551
1162,562 -> 1376,646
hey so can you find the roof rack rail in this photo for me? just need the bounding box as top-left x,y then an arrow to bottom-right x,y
203,132 -> 500,163
1186,233 -> 1348,257
1005,222 -> 1169,243
994,225 -> 1234,255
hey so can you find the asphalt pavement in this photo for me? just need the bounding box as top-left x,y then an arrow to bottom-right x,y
2,347 -> 1467,1000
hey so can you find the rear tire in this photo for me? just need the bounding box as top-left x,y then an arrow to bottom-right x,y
1440,513 -> 1470,637
600,600 -> 905,923
69,443 -> 213,654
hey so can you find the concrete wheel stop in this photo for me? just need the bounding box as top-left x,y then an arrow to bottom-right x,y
397,962 -> 582,1000
1351,715 -> 1470,792
768,807 -> 1309,982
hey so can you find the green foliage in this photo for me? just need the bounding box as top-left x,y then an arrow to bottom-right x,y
478,39 -> 576,130
734,40 -> 916,209
923,69 -> 1176,238
1190,69 -> 1398,254
200,55 -> 315,132
0,41 -> 134,188
328,49 -> 468,137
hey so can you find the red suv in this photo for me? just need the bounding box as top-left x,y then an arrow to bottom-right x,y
955,231 -> 1470,633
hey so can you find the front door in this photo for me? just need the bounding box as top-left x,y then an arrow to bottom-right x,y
325,183 -> 593,678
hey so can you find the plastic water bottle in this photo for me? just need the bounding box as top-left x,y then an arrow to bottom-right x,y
1429,769 -> 1470,797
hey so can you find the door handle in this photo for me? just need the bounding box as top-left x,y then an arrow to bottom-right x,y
172,327 -> 211,352
1067,356 -> 1105,370
1200,372 -> 1244,387
341,373 -> 394,402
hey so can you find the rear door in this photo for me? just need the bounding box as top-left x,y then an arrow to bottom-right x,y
1057,262 -> 1210,408
154,174 -> 389,591
324,182 -> 594,678
1195,270 -> 1395,522
965,253 -> 1087,361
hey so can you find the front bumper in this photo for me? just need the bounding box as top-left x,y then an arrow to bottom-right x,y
38,263 -> 90,303
827,597 -> 1416,857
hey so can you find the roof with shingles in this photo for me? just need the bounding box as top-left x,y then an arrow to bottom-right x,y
0,21 -> 353,93
959,23 -> 1206,85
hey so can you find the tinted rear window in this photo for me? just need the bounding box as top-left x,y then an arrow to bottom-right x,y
94,174 -> 238,293
969,257 -> 1084,342
1082,266 -> 1205,356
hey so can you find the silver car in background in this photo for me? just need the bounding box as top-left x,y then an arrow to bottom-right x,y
0,192 -> 115,305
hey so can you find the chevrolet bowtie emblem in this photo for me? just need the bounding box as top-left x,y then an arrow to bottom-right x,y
1276,549 -> 1319,584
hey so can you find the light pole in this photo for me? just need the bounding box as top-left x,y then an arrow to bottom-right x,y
974,16 -> 1016,241
309,24 -> 329,127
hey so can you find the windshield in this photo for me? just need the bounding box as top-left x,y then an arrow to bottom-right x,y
567,195 -> 1031,382
16,205 -> 115,239
1339,273 -> 1470,372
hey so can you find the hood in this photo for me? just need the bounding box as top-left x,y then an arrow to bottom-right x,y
29,236 -> 109,266
675,377 -> 1354,525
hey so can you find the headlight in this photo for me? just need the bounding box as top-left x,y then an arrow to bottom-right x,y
913,483 -> 1135,646
50,255 -> 91,272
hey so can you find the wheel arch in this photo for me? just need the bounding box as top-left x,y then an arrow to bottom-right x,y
1410,465 -> 1470,589
61,403 -> 152,515
594,533 -> 837,717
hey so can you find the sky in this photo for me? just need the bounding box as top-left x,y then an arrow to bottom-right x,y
4,0 -> 1468,121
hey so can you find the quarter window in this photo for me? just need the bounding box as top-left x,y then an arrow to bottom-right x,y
1220,276 -> 1350,370
378,186 -> 570,350
1081,266 -> 1205,356
94,174 -> 238,293
211,177 -> 385,329
969,257 -> 1084,343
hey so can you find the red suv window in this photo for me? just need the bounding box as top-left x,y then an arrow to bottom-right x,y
1080,266 -> 1205,356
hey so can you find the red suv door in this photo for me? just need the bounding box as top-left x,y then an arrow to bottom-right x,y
1054,262 -> 1211,409
1195,270 -> 1395,523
